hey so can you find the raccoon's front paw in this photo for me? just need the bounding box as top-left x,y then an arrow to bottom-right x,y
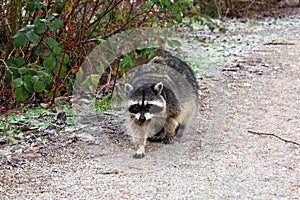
133,146 -> 145,159
133,152 -> 145,159
163,136 -> 174,144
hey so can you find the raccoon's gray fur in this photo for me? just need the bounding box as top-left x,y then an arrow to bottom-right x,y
125,54 -> 199,158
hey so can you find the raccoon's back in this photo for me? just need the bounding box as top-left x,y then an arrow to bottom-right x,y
130,54 -> 198,101
144,54 -> 198,95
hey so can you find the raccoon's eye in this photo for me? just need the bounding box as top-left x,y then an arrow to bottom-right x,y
129,104 -> 140,114
146,104 -> 163,114
144,104 -> 152,112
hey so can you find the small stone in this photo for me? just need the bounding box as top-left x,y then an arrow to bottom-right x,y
243,83 -> 252,88
7,157 -> 22,167
0,136 -> 7,144
43,129 -> 57,136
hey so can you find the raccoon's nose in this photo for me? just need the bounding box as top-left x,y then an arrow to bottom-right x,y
139,115 -> 146,122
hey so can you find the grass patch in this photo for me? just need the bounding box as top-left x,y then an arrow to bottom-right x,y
0,102 -> 76,144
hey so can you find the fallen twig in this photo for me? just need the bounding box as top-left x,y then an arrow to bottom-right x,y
98,170 -> 119,175
248,130 -> 300,146
264,41 -> 295,45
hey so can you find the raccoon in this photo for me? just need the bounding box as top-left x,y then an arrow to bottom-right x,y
125,54 -> 199,158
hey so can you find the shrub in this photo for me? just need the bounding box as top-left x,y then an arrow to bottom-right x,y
0,0 -> 195,107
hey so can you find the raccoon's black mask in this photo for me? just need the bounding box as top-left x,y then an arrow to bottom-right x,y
125,82 -> 166,124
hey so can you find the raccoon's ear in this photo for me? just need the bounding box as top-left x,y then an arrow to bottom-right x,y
154,82 -> 163,95
125,83 -> 134,94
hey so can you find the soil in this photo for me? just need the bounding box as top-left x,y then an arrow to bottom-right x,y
1,9 -> 300,199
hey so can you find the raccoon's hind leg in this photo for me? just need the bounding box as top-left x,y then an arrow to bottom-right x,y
147,125 -> 181,142
148,119 -> 182,143
162,117 -> 180,144
174,124 -> 185,138
147,127 -> 164,143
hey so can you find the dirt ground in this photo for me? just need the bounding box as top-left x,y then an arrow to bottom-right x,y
1,10 -> 300,200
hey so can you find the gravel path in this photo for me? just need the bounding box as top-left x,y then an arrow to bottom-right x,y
1,10 -> 300,200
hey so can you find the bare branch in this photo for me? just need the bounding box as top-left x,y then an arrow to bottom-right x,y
248,130 -> 300,146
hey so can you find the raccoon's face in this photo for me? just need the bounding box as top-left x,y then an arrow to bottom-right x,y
125,82 -> 166,126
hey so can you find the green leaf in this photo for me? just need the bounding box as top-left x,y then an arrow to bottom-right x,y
43,56 -> 56,70
176,13 -> 182,23
95,65 -> 105,74
47,13 -> 58,21
40,19 -> 48,23
90,38 -> 106,43
80,77 -> 91,88
56,53 -> 69,64
23,75 -> 34,93
34,80 -> 46,92
16,57 -> 25,67
48,22 -> 55,31
42,50 -> 53,59
18,67 -> 27,75
56,3 -> 64,13
23,74 -> 32,83
53,18 -> 64,29
167,21 -> 174,28
160,0 -> 171,9
23,75 -> 33,84
4,71 -> 13,84
31,75 -> 39,83
35,64 -> 44,70
24,82 -> 34,94
76,67 -> 84,81
53,46 -> 61,55
12,78 -> 23,88
29,43 -> 37,48
34,23 -> 47,34
172,4 -> 179,14
142,1 -> 153,9
18,27 -> 26,32
6,58 -> 17,67
45,37 -> 58,49
26,24 -> 35,29
26,1 -> 35,12
59,65 -> 67,78
167,39 -> 181,48
121,54 -> 134,69
14,87 -> 29,102
13,31 -> 27,48
26,30 -> 39,43
91,75 -> 100,85
37,2 -> 47,10
37,71 -> 52,84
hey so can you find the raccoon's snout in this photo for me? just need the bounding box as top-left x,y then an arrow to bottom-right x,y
137,112 -> 151,122
135,112 -> 151,126
139,114 -> 146,122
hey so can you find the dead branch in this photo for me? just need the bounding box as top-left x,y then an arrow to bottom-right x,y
264,41 -> 295,45
248,130 -> 300,146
